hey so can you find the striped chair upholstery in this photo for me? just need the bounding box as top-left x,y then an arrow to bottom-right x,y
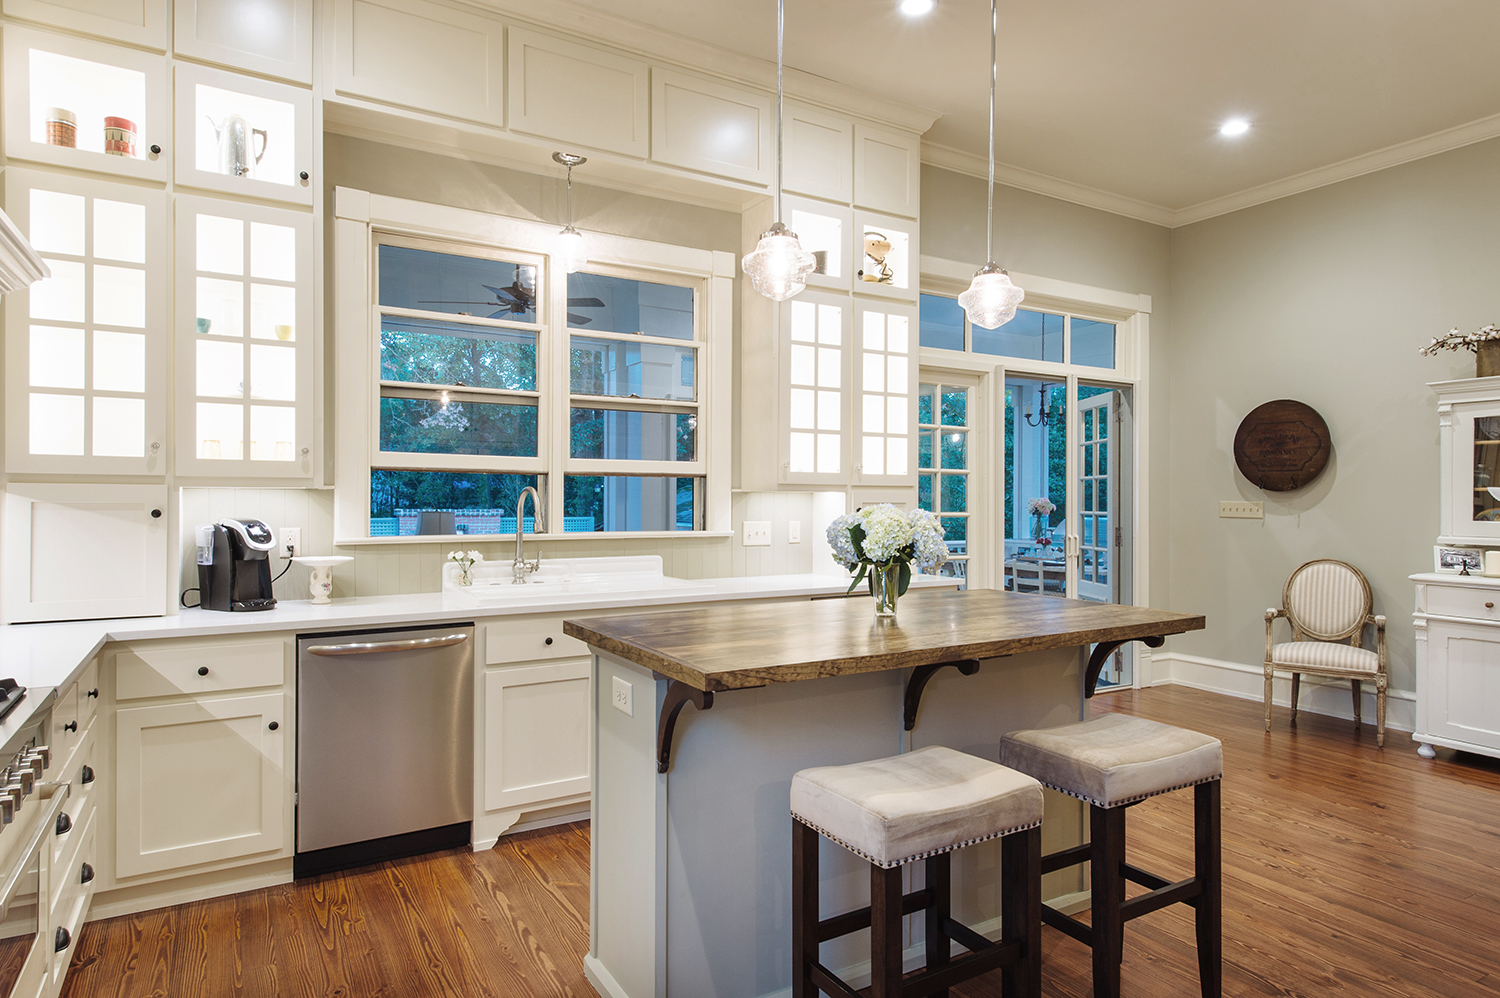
1265,559 -> 1388,746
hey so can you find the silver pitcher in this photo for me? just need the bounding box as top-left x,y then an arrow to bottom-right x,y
207,114 -> 267,178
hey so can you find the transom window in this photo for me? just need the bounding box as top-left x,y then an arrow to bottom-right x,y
919,293 -> 1117,369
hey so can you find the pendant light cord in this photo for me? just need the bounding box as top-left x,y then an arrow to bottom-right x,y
776,0 -> 786,226
566,163 -> 574,227
986,0 -> 996,264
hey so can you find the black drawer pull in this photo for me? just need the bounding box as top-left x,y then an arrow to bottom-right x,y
55,812 -> 71,835
268,721 -> 279,731
545,637 -> 553,645
63,721 -> 77,733
197,667 -> 209,676
149,144 -> 161,155
87,688 -> 99,698
299,171 -> 309,181
54,927 -> 69,952
150,508 -> 162,518
80,863 -> 93,885
81,765 -> 94,785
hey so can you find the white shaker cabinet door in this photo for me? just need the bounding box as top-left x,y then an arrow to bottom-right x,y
114,692 -> 289,879
2,0 -> 167,50
174,0 -> 313,84
483,660 -> 591,813
1423,619 -> 1500,752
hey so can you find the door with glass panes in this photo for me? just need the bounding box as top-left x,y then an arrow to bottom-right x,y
917,382 -> 972,586
1076,388 -> 1117,604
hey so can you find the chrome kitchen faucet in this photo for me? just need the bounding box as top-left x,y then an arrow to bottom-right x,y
513,486 -> 546,583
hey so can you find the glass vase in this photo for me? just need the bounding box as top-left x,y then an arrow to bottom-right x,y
869,562 -> 900,620
456,562 -> 475,586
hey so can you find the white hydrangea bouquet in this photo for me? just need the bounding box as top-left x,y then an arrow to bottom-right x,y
826,504 -> 947,618
448,549 -> 483,586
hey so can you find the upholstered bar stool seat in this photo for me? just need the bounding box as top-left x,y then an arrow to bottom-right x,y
791,745 -> 1044,998
1000,715 -> 1224,998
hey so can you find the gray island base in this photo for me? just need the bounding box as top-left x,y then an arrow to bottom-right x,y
564,589 -> 1205,998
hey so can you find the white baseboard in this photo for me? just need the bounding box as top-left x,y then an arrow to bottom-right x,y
89,867 -> 294,921
1150,652 -> 1416,734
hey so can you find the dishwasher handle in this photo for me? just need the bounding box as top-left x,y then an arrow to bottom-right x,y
305,632 -> 470,656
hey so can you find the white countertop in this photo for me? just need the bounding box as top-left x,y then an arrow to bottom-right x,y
0,572 -> 956,698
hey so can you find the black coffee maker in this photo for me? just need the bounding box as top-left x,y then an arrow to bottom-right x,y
196,518 -> 278,611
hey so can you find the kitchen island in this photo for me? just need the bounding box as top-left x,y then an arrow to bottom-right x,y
564,588 -> 1204,998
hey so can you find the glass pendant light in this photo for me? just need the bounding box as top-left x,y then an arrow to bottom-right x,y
742,0 -> 816,301
958,0 -> 1024,329
553,152 -> 589,274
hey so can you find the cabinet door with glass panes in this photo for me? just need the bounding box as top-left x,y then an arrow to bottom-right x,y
4,170 -> 167,475
173,63 -> 314,206
566,269 -> 706,532
779,290 -> 850,486
174,196 -> 315,478
853,300 -> 917,486
3,25 -> 170,183
1439,392 -> 1500,546
918,383 -> 971,588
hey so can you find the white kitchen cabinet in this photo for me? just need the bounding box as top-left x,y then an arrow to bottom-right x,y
173,64 -> 315,206
332,0 -> 505,127
650,68 -> 771,185
1432,377 -> 1500,546
784,195 -> 852,293
173,195 -> 316,480
783,102 -> 853,203
779,290 -> 851,486
853,299 -> 917,486
4,170 -> 169,476
2,483 -> 168,623
852,208 -> 917,301
114,691 -> 289,878
174,0 -> 313,84
483,659 -> 591,815
507,27 -> 649,157
1413,574 -> 1500,759
853,122 -> 920,219
3,25 -> 171,183
2,0 -> 167,50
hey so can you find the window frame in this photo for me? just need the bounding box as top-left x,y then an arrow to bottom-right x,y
332,187 -> 733,543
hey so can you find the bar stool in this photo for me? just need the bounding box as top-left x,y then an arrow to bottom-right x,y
790,745 -> 1043,998
999,714 -> 1224,998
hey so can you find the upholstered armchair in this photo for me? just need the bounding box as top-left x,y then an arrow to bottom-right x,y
1264,559 -> 1388,746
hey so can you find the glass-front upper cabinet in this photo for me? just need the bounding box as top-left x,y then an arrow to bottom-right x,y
3,26 -> 170,182
174,0 -> 313,84
853,300 -> 917,486
784,195 -> 851,293
173,64 -> 314,205
852,209 -> 917,302
3,170 -> 168,475
779,290 -> 849,486
174,195 -> 315,479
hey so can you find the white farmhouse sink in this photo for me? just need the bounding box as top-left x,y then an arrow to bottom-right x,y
442,555 -> 714,606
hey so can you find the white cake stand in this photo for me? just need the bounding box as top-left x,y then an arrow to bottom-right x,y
291,556 -> 353,604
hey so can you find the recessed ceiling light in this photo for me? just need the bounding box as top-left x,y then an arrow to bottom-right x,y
1219,118 -> 1251,137
899,0 -> 935,16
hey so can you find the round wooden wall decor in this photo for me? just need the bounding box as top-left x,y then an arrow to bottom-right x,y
1233,400 -> 1332,491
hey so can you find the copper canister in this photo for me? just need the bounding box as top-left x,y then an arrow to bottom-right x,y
44,107 -> 76,148
103,116 -> 136,157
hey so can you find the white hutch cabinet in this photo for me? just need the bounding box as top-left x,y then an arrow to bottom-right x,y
1413,377 -> 1500,759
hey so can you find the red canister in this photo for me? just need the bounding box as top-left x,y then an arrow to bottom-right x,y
103,116 -> 136,157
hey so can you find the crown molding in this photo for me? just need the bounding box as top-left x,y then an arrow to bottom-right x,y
461,0 -> 942,135
925,108 -> 1500,230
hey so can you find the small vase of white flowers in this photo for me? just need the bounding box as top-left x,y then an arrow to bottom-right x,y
1027,497 -> 1056,548
448,549 -> 483,586
826,504 -> 948,620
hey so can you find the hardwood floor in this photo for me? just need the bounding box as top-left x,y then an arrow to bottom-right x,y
60,687 -> 1500,997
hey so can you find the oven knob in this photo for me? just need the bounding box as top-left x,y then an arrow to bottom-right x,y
55,812 -> 71,836
54,927 -> 69,952
33,747 -> 49,768
25,754 -> 43,779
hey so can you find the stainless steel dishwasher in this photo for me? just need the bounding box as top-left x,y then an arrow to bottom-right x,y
295,623 -> 474,878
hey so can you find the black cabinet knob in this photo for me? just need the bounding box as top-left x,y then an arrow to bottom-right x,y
55,812 -> 71,835
545,637 -> 553,645
54,927 -> 70,952
150,508 -> 162,518
299,171 -> 309,181
80,765 -> 94,785
149,144 -> 161,155
87,688 -> 99,698
80,863 -> 94,885
268,721 -> 279,731
197,666 -> 209,676
63,721 -> 76,733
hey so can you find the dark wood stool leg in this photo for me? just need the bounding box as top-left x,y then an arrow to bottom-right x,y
1290,673 -> 1301,725
1001,826 -> 1042,998
925,852 -> 951,997
792,819 -> 819,998
1195,781 -> 1223,998
1090,804 -> 1126,998
870,862 -> 905,998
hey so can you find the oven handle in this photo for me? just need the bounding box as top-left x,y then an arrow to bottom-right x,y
0,783 -> 69,920
305,633 -> 470,657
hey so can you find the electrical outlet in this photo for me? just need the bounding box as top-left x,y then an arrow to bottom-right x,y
788,520 -> 802,544
743,520 -> 772,546
1219,501 -> 1264,519
611,676 -> 633,716
279,527 -> 301,558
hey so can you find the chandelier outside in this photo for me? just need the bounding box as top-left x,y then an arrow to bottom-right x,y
960,0 -> 1024,329
553,151 -> 588,274
742,0 -> 816,302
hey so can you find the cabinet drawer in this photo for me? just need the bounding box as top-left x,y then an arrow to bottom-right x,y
115,639 -> 288,700
485,618 -> 588,665
48,684 -> 77,760
76,658 -> 100,729
52,726 -> 96,869
50,800 -> 96,921
1426,585 -> 1500,620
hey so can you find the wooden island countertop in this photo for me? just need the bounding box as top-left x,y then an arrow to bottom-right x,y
563,588 -> 1204,692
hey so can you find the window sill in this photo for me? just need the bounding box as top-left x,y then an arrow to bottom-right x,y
334,530 -> 735,546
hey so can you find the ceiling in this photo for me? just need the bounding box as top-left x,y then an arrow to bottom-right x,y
561,0 -> 1500,221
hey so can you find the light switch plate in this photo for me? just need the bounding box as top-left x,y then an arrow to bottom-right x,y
743,521 -> 772,546
1220,501 -> 1264,519
611,675 -> 633,716
788,520 -> 802,544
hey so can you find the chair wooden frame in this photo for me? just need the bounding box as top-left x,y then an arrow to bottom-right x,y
1263,558 -> 1388,746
